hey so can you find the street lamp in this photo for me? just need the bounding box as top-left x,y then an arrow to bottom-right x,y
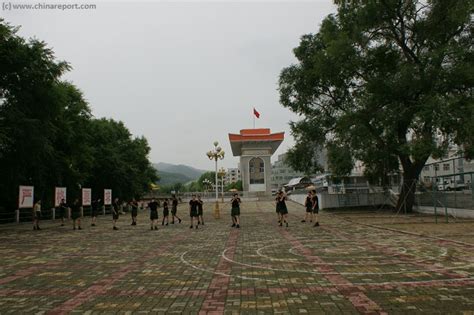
206,141 -> 225,218
203,179 -> 212,194
218,167 -> 226,202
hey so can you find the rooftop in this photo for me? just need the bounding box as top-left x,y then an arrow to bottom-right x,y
228,128 -> 284,156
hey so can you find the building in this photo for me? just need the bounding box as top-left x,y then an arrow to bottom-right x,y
225,168 -> 241,185
284,177 -> 313,191
271,153 -> 305,190
420,149 -> 474,190
228,128 -> 284,195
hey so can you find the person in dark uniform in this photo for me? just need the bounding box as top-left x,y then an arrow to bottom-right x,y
130,198 -> 138,226
162,198 -> 170,226
71,198 -> 82,230
58,198 -> 67,226
112,197 -> 120,230
171,195 -> 181,224
148,199 -> 159,230
230,193 -> 241,228
275,193 -> 282,224
91,198 -> 101,227
189,195 -> 199,229
197,195 -> 204,225
277,191 -> 289,227
302,191 -> 313,223
311,190 -> 320,227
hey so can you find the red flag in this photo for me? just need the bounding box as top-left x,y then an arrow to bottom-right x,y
253,108 -> 260,118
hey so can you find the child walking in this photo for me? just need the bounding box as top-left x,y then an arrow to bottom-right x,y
149,199 -> 159,230
275,193 -> 282,224
112,198 -> 120,230
197,195 -> 204,225
230,193 -> 241,228
58,198 -> 67,227
171,195 -> 182,224
189,195 -> 199,229
162,198 -> 169,226
71,198 -> 82,230
91,198 -> 101,227
32,199 -> 42,230
277,191 -> 289,228
302,191 -> 313,223
312,190 -> 320,227
130,198 -> 138,226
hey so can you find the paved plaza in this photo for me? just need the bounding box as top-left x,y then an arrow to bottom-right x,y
0,201 -> 473,314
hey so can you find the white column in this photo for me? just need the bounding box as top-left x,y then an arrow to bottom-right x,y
215,159 -> 218,202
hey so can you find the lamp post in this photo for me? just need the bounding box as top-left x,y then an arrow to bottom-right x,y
206,141 -> 225,219
203,178 -> 212,197
218,167 -> 226,202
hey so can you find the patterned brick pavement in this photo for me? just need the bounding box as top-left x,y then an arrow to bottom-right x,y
0,200 -> 473,314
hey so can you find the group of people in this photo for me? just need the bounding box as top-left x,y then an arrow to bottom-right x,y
32,197 -> 86,230
188,195 -> 204,229
274,189 -> 320,227
147,196 -> 182,230
275,190 -> 289,227
32,191 -> 317,231
303,190 -> 320,227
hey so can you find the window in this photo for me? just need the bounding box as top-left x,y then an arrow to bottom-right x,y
249,157 -> 265,184
443,163 -> 450,171
423,166 -> 430,171
434,164 -> 439,171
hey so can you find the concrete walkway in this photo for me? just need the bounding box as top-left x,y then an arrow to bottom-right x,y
0,201 -> 473,314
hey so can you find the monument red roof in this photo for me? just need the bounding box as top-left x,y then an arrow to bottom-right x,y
228,128 -> 284,156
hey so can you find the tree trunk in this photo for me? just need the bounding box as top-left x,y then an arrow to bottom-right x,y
396,155 -> 426,213
396,171 -> 418,213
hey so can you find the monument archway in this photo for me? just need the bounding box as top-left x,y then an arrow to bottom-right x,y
249,157 -> 265,184
229,129 -> 284,195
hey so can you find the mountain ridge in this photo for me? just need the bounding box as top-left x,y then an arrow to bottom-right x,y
153,162 -> 209,185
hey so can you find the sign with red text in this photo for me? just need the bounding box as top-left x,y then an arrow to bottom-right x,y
54,187 -> 67,207
82,188 -> 92,206
104,189 -> 112,205
19,186 -> 34,208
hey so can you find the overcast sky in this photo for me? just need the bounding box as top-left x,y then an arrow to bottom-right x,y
2,0 -> 336,170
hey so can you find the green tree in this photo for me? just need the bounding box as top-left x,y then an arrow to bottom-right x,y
279,0 -> 473,212
186,181 -> 200,192
85,118 -> 158,201
0,20 -> 70,210
0,19 -> 158,215
225,180 -> 243,191
173,182 -> 184,193
197,171 -> 216,191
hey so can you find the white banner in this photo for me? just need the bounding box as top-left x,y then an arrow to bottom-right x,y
104,189 -> 112,205
19,186 -> 34,209
54,187 -> 67,207
82,188 -> 92,206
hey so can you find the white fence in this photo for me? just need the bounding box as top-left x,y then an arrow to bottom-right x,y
288,192 -> 391,209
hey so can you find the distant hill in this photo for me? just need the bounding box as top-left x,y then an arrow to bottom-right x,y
155,162 -> 207,180
156,171 -> 193,185
154,162 -> 208,185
